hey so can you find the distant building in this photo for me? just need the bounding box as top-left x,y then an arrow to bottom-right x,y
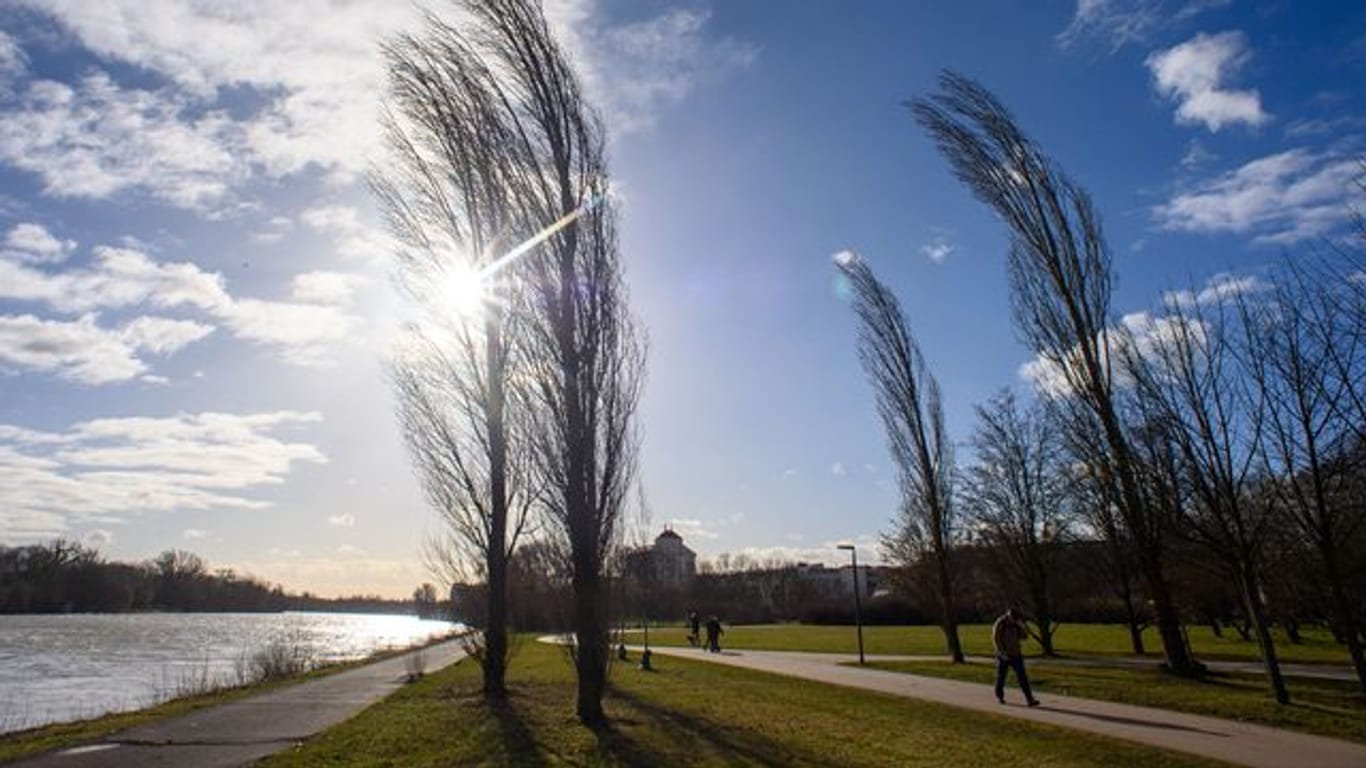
624,527 -> 697,586
792,562 -> 879,600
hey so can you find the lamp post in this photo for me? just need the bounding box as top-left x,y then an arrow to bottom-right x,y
837,544 -> 865,665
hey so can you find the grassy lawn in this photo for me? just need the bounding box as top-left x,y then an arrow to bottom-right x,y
265,640 -> 1221,767
642,623 -> 1355,665
861,659 -> 1366,744
0,637 -> 459,764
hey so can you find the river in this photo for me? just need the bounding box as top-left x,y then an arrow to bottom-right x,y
0,612 -> 460,734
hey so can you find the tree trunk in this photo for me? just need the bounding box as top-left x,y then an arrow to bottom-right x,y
483,318 -> 509,698
1114,556 -> 1146,655
1282,617 -> 1301,644
1032,583 -> 1056,656
935,549 -> 964,663
1322,545 -> 1366,693
1240,570 -> 1290,704
1139,549 -> 1195,673
573,564 -> 607,726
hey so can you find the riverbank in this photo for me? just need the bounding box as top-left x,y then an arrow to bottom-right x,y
0,630 -> 464,764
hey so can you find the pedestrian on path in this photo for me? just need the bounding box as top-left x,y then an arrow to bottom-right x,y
687,609 -> 701,647
705,615 -> 724,653
993,607 -> 1039,707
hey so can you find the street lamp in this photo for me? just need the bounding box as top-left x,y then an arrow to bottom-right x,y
837,544 -> 865,665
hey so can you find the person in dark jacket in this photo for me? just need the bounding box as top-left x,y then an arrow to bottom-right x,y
704,615 -> 724,653
687,610 -> 701,647
992,608 -> 1040,706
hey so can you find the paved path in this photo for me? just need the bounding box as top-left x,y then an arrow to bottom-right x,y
643,645 -> 1366,768
11,640 -> 466,768
780,651 -> 1357,683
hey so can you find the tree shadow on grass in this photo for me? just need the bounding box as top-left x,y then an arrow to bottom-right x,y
1042,706 -> 1227,736
486,694 -> 552,768
595,688 -> 828,767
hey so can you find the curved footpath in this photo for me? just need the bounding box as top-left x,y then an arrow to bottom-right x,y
641,645 -> 1366,768
9,640 -> 466,768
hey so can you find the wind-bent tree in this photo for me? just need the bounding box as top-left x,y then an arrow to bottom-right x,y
912,72 -> 1199,675
377,8 -> 544,697
1239,260 -> 1366,692
963,390 -> 1072,655
383,0 -> 642,724
836,252 -> 964,663
1127,298 -> 1289,702
462,0 -> 645,725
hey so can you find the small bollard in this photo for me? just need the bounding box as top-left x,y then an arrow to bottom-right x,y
639,648 -> 653,671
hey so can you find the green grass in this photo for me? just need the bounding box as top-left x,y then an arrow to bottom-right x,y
644,623 -> 1355,665
861,659 -> 1366,744
0,636 -> 460,764
265,640 -> 1222,767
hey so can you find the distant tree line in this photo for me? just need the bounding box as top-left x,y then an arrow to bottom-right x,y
0,540 -> 418,615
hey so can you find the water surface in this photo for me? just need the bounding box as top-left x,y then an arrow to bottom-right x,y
0,612 -> 458,733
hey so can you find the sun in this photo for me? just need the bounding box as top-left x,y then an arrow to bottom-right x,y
434,264 -> 489,318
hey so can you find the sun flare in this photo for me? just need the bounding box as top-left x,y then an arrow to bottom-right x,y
434,264 -> 488,318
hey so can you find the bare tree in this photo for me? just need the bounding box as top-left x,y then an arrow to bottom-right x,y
434,0 -> 646,726
836,252 -> 964,663
1239,259 -> 1366,692
377,7 -> 544,697
912,72 -> 1199,675
962,390 -> 1072,655
1126,297 -> 1289,702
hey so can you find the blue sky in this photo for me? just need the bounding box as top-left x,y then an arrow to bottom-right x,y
0,1 -> 1362,596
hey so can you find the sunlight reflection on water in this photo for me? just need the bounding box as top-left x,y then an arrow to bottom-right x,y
0,612 -> 459,733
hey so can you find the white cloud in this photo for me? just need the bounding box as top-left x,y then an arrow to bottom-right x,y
16,0 -> 416,184
1155,149 -> 1364,243
1179,139 -> 1216,170
1285,115 -> 1366,139
291,271 -> 366,305
1146,31 -> 1269,132
920,236 -> 954,264
1162,272 -> 1267,310
1056,0 -> 1161,51
0,410 -> 326,543
545,2 -> 757,135
229,553 -> 419,598
1019,311 -> 1208,398
781,467 -> 798,479
252,215 -> 293,243
0,74 -> 251,211
4,1 -> 752,213
336,544 -> 365,555
706,540 -> 883,569
83,528 -> 114,546
300,204 -> 392,264
0,29 -> 26,87
4,222 -> 76,263
0,238 -> 360,367
667,517 -> 718,540
830,462 -> 846,476
120,316 -> 216,355
1056,1 -> 1231,52
327,513 -> 355,527
183,528 -> 208,540
217,298 -> 357,366
0,313 -> 211,384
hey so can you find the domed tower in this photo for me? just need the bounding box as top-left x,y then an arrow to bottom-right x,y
651,526 -> 696,585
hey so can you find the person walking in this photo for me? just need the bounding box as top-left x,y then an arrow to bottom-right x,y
992,607 -> 1039,707
704,615 -> 724,653
687,610 -> 701,647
